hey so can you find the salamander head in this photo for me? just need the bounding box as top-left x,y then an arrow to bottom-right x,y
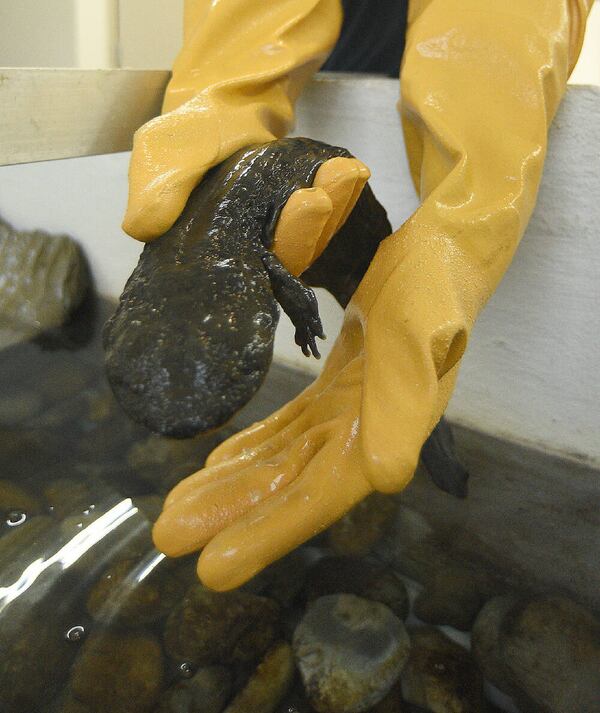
104,259 -> 278,438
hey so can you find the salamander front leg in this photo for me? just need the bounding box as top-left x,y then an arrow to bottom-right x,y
262,251 -> 325,358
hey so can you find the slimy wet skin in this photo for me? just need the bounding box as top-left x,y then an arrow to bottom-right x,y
104,138 -> 389,438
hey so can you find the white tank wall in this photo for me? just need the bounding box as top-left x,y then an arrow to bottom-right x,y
0,80 -> 598,466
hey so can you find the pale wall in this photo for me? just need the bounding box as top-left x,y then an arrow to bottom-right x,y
118,0 -> 183,69
0,1 -> 78,67
0,0 -> 598,80
570,0 -> 600,85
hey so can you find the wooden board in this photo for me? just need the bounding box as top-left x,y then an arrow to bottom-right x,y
0,68 -> 169,165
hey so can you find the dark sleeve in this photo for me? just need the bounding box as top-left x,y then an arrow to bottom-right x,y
322,0 -> 408,77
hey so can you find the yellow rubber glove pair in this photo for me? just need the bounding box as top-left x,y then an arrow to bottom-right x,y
124,0 -> 592,591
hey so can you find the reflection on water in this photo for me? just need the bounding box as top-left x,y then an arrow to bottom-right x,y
0,300 -> 236,712
0,499 -> 138,612
0,299 -> 313,713
0,300 -> 598,713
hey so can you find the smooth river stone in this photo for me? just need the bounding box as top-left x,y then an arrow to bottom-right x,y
293,594 -> 410,713
472,594 -> 600,713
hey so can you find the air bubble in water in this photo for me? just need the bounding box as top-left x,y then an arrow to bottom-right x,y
179,662 -> 194,678
6,511 -> 27,527
65,625 -> 86,642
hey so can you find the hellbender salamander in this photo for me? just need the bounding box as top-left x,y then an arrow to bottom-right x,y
104,137 -> 468,497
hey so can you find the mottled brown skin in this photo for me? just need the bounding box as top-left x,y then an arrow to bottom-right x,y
104,137 -> 467,496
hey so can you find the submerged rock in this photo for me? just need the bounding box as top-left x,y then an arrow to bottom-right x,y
361,570 -> 411,622
293,594 -> 410,713
0,219 -> 87,348
0,599 -> 80,713
413,570 -> 483,631
469,596 -> 516,695
224,641 -> 295,713
401,628 -> 484,713
472,595 -> 600,713
164,584 -> 280,667
243,547 -> 319,608
85,385 -> 115,423
273,686 -> 318,713
44,478 -> 94,520
86,555 -> 184,625
305,557 -> 381,600
70,630 -> 164,712
157,665 -> 232,713
327,493 -> 398,557
0,390 -> 44,424
367,684 -> 406,712
0,478 -> 43,526
127,430 -> 231,493
305,557 -> 409,621
56,696 -> 94,713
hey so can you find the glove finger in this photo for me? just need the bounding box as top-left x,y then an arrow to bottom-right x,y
153,421 -> 332,557
122,109 -> 219,242
205,385 -> 317,467
197,437 -> 371,591
335,159 -> 371,229
164,408 -> 311,509
272,187 -> 333,276
312,157 -> 370,259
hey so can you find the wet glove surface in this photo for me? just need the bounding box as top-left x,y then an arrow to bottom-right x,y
152,0 -> 592,591
122,0 -> 343,242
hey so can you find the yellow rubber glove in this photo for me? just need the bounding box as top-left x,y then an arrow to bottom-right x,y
153,0 -> 592,590
122,0 -> 343,241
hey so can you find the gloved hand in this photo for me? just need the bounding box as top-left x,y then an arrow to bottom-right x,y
153,0 -> 592,591
122,0 -> 343,242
